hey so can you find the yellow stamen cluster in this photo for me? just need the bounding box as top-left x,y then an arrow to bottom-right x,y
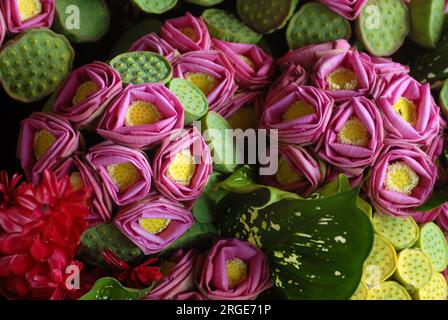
125,100 -> 162,126
139,218 -> 171,235
282,100 -> 315,122
226,258 -> 248,289
392,97 -> 417,127
107,162 -> 140,192
239,55 -> 256,69
185,72 -> 218,96
384,161 -> 419,195
17,0 -> 42,22
33,130 -> 56,160
69,171 -> 84,191
275,158 -> 303,185
72,81 -> 98,106
327,67 -> 358,91
337,117 -> 370,147
165,149 -> 196,186
179,27 -> 197,41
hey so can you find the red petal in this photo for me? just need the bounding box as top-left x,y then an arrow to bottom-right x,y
1,234 -> 33,254
10,254 -> 35,275
30,236 -> 53,261
48,247 -> 70,271
0,256 -> 13,276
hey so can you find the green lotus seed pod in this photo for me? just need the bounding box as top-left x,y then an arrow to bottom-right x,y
202,8 -> 262,44
366,281 -> 411,300
168,78 -> 208,125
362,235 -> 398,287
109,51 -> 172,85
372,213 -> 419,250
413,272 -> 448,300
132,0 -> 177,14
356,0 -> 410,56
53,0 -> 110,43
408,0 -> 445,48
237,0 -> 299,34
200,111 -> 239,174
0,29 -> 74,103
395,248 -> 433,291
184,0 -> 224,6
286,2 -> 351,50
440,79 -> 448,117
416,222 -> 448,272
350,282 -> 368,300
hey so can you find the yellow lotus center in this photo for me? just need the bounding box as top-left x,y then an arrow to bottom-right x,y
228,106 -> 257,131
337,117 -> 370,147
33,130 -> 56,160
159,261 -> 177,276
185,72 -> 218,96
226,258 -> 248,289
69,171 -> 84,191
17,0 -> 42,22
239,55 -> 255,69
392,97 -> 417,127
275,158 -> 303,185
327,67 -> 358,91
165,149 -> 196,186
139,218 -> 170,235
125,100 -> 162,126
106,162 -> 140,192
72,81 -> 98,106
282,100 -> 315,122
384,161 -> 419,195
179,27 -> 197,41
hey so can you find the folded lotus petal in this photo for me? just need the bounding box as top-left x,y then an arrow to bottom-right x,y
97,83 -> 184,150
0,0 -> 54,33
316,0 -> 367,20
172,291 -> 205,300
129,33 -> 179,62
161,12 -> 211,53
312,48 -> 376,101
367,145 -> 437,217
53,62 -> 122,129
144,249 -> 197,299
115,196 -> 194,255
266,63 -> 308,105
437,208 -> 448,233
378,74 -> 440,148
212,38 -> 274,90
86,141 -> 152,206
262,144 -> 325,197
278,40 -> 351,70
424,128 -> 445,162
0,10 -> 5,47
260,84 -> 333,145
54,153 -> 113,225
316,97 -> 384,176
17,112 -> 79,184
214,90 -> 262,119
413,204 -> 448,224
172,50 -> 237,111
195,239 -> 271,300
152,127 -> 212,203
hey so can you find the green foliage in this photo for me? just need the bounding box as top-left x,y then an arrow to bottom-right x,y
79,277 -> 153,300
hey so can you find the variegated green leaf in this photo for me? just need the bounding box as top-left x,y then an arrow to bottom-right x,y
79,277 -> 153,300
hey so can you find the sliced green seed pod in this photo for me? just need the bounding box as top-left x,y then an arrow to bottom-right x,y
132,0 -> 177,14
416,222 -> 448,272
200,111 -> 239,174
286,2 -> 351,50
366,281 -> 412,300
184,0 -> 224,6
202,8 -> 262,44
109,51 -> 172,85
350,282 -> 368,300
395,248 -> 433,291
372,213 -> 419,250
53,0 -> 110,43
356,0 -> 410,56
0,29 -> 74,103
408,0 -> 445,48
362,235 -> 398,287
236,0 -> 298,34
413,272 -> 448,300
168,78 -> 208,125
439,79 -> 448,117
78,223 -> 144,267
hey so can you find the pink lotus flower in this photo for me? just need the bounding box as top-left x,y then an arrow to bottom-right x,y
129,33 -> 179,62
173,291 -> 205,300
377,74 -> 440,148
413,204 -> 448,225
370,57 -> 410,100
367,145 -> 437,217
214,90 -> 262,119
424,126 -> 445,162
97,83 -> 184,150
144,249 -> 198,299
0,10 -> 5,47
53,153 -> 113,225
212,38 -> 274,90
195,239 -> 271,300
278,40 -> 351,70
152,127 -> 212,204
266,63 -> 307,105
325,166 -> 364,187
17,112 -> 79,184
114,196 -> 194,255
172,50 -> 237,111
53,62 -> 122,129
260,84 -> 333,146
262,144 -> 325,197
1,0 -> 54,34
86,141 -> 152,206
438,212 -> 448,233
316,0 -> 367,20
316,97 -> 384,176
312,48 -> 376,101
161,12 -> 211,53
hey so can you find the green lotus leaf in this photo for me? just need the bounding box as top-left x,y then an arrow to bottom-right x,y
79,277 -> 153,300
